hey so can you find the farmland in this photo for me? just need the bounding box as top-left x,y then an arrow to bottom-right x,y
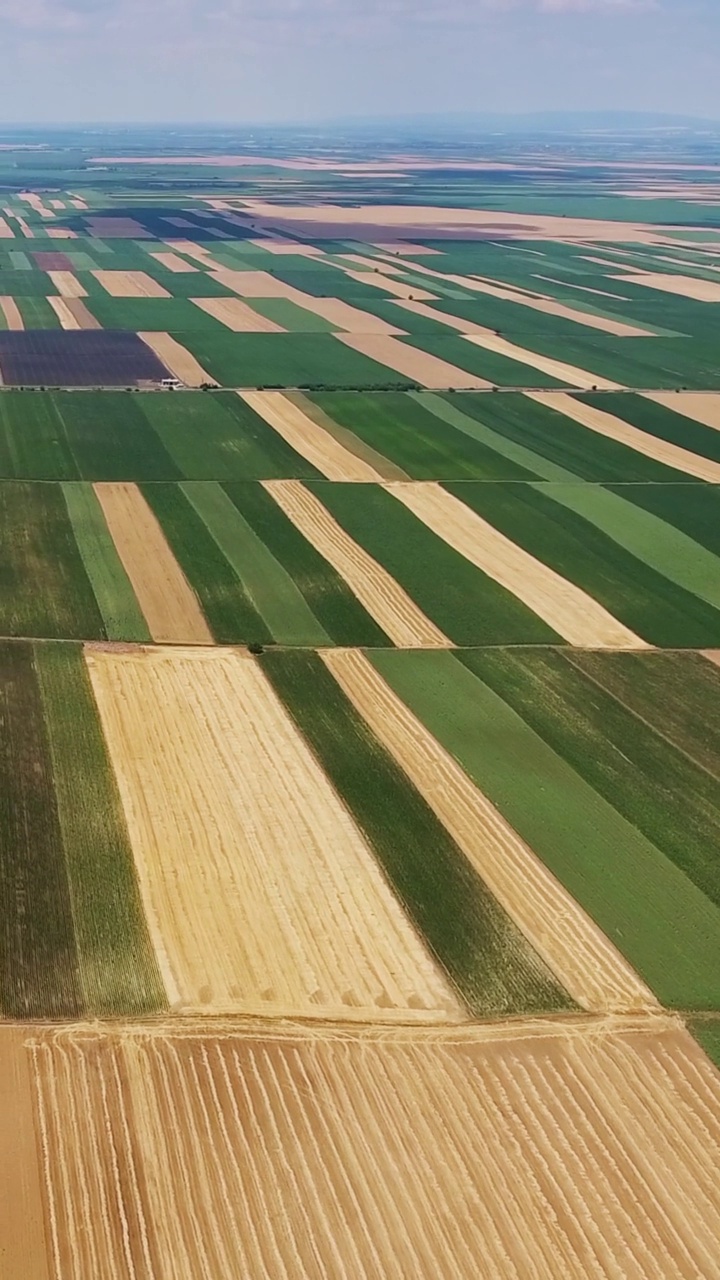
0,126 -> 717,1275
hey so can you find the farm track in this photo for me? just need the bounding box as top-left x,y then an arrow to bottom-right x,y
21,1014 -> 720,1279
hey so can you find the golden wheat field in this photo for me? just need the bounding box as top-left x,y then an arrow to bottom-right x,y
17,1017 -> 720,1279
86,646 -> 460,1020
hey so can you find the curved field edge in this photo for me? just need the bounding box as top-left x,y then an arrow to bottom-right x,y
259,648 -> 574,1017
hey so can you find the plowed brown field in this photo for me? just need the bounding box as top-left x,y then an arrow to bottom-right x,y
85,647 -> 459,1019
264,480 -> 451,646
27,1017 -> 720,1279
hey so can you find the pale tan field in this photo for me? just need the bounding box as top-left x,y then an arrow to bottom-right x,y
285,392 -> 409,480
240,390 -> 386,480
462,333 -> 622,390
264,480 -> 451,647
0,1029 -> 50,1280
91,270 -> 171,299
393,298 -> 496,335
61,298 -> 102,330
618,272 -> 720,302
47,270 -> 88,298
373,241 -> 444,255
342,268 -> 438,301
48,296 -> 84,330
0,217 -> 14,238
250,237 -> 322,256
138,332 -> 218,387
26,1018 -> 720,1278
335,332 -> 493,388
239,200 -> 684,244
191,296 -> 286,332
0,296 -> 24,329
286,294 -> 407,334
462,276 -> 650,337
388,483 -> 647,649
86,647 -> 459,1018
323,649 -> 655,1013
210,268 -> 295,297
70,197 -> 88,210
46,227 -> 77,239
702,650 -> 720,669
149,251 -> 199,273
49,199 -> 65,210
530,392 -> 720,483
645,391 -> 720,431
93,483 -> 213,645
16,216 -> 33,238
163,240 -> 219,267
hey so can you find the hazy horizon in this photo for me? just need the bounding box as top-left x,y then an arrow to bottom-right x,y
0,0 -> 716,125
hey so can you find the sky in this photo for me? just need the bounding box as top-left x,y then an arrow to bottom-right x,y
0,0 -> 717,123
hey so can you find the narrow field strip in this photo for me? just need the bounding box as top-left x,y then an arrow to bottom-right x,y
47,297 -> 82,330
285,392 -> 409,481
538,483 -> 720,612
62,298 -> 102,330
190,297 -> 286,332
463,334 -> 621,391
264,480 -> 451,647
63,484 -> 150,642
85,647 -> 460,1019
93,483 -> 213,644
91,270 -> 171,299
342,267 -> 438,300
240,390 -> 388,481
618,272 -> 720,301
180,482 -> 331,646
263,649 -> 571,1015
27,1021 -> 720,1279
388,482 -> 646,649
0,297 -> 23,330
531,392 -> 720,482
36,644 -> 165,1016
374,649 -> 720,1009
47,271 -> 87,298
322,649 -> 653,1013
335,332 -> 493,388
288,295 -> 407,334
138,332 -> 218,387
644,391 -> 720,432
0,1029 -> 49,1279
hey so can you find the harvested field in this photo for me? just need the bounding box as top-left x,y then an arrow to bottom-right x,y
0,297 -> 24,330
86,646 -> 459,1017
92,271 -> 171,299
285,294 -> 407,334
530,392 -> 720,483
93,483 -> 212,644
619,272 -> 720,302
336,333 -> 492,388
644,391 -> 720,432
138,331 -> 218,387
264,480 -> 450,647
0,1028 -> 49,1280
323,649 -> 654,1013
191,296 -> 286,332
27,1018 -> 720,1279
240,391 -> 386,480
388,482 -> 648,649
47,271 -> 87,298
61,298 -> 102,330
48,297 -> 83,330
210,268 -> 295,298
463,333 -> 621,390
149,251 -> 199,273
342,268 -> 438,301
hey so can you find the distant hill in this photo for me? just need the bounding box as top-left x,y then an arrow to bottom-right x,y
339,111 -> 720,135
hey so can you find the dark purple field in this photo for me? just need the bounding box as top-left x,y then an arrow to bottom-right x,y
0,331 -> 170,386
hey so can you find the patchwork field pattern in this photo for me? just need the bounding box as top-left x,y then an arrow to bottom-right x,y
0,142 -> 720,1274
